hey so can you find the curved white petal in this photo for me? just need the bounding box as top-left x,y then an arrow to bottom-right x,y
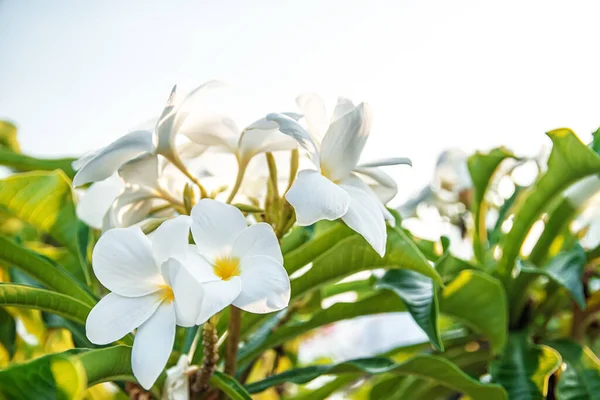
161,258 -> 205,327
164,355 -> 191,400
285,170 -> 349,226
73,130 -> 154,187
320,103 -> 373,181
178,246 -> 221,283
339,183 -> 387,257
244,112 -> 302,131
296,93 -> 328,143
72,149 -> 99,171
190,199 -> 247,259
234,255 -> 290,313
353,166 -> 398,204
76,175 -> 125,229
118,154 -> 160,190
195,277 -> 242,324
232,223 -> 283,264
102,189 -> 162,231
86,292 -> 162,345
132,302 -> 176,390
92,227 -> 161,296
357,157 -> 412,169
266,113 -> 320,167
181,112 -> 240,152
331,97 -> 356,122
238,127 -> 298,163
150,216 -> 192,266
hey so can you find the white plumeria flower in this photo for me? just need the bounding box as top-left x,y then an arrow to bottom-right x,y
267,100 -> 411,256
72,81 -> 222,187
85,217 -> 205,390
163,355 -> 193,400
185,199 -> 291,317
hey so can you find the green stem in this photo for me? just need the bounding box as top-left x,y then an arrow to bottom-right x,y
168,153 -> 208,198
224,306 -> 242,376
226,159 -> 248,204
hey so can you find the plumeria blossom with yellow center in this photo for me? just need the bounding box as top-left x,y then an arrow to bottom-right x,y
182,199 -> 291,318
267,99 -> 411,256
85,216 -> 206,390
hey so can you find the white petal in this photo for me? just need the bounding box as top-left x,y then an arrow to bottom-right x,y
296,93 -> 328,142
178,246 -> 221,283
357,157 -> 412,169
339,183 -> 387,257
76,175 -> 125,229
132,302 -> 176,390
266,113 -> 320,167
181,112 -> 240,152
92,226 -> 161,296
353,166 -> 398,204
150,216 -> 192,266
72,149 -> 99,171
244,112 -> 302,131
232,223 -> 283,264
233,255 -> 290,313
320,103 -> 373,181
285,170 -> 349,226
85,292 -> 162,345
238,127 -> 298,162
330,97 -> 356,122
162,258 -> 205,327
73,130 -> 154,187
118,154 -> 160,190
190,199 -> 247,258
195,278 -> 242,324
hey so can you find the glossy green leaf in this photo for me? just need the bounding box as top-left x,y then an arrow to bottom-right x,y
245,355 -> 507,400
490,332 -> 562,400
0,308 -> 16,358
0,283 -> 91,326
497,129 -> 600,281
0,235 -> 95,305
0,121 -> 20,152
519,245 -> 586,309
0,350 -> 86,400
376,269 -> 443,351
238,291 -> 406,365
546,340 -> 600,400
434,249 -> 477,283
439,270 -> 507,353
292,226 -> 442,299
468,147 -> 516,262
210,371 -> 252,400
0,147 -> 76,178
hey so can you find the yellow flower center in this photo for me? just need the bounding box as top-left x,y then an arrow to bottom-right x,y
159,285 -> 175,303
214,256 -> 241,280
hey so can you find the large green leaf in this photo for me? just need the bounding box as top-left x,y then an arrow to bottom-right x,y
519,245 -> 586,309
210,371 -> 252,400
376,269 -> 443,351
0,350 -> 86,400
0,171 -> 82,256
245,355 -> 507,399
0,147 -> 76,178
497,129 -> 600,281
490,332 -> 562,400
439,270 -> 507,354
468,147 -> 516,262
238,291 -> 406,365
546,340 -> 600,400
0,235 -> 95,305
0,283 -> 91,325
292,226 -> 442,299
0,308 -> 16,358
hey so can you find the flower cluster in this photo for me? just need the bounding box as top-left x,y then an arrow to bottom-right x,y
77,83 -> 410,389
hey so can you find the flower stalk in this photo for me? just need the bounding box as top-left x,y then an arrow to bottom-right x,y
226,159 -> 249,204
191,318 -> 220,394
224,305 -> 242,376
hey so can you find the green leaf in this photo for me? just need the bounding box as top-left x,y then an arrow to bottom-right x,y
0,235 -> 95,305
0,147 -> 76,178
497,129 -> 600,281
434,249 -> 478,283
468,147 -> 516,262
490,332 -> 562,400
439,270 -> 508,354
546,340 -> 600,400
376,269 -> 443,351
0,308 -> 16,357
238,291 -> 406,365
210,371 -> 252,400
245,355 -> 507,400
0,283 -> 91,325
0,350 -> 86,400
0,121 -> 20,153
519,245 -> 586,309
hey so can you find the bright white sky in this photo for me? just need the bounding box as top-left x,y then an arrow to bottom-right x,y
2,0 -> 600,202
